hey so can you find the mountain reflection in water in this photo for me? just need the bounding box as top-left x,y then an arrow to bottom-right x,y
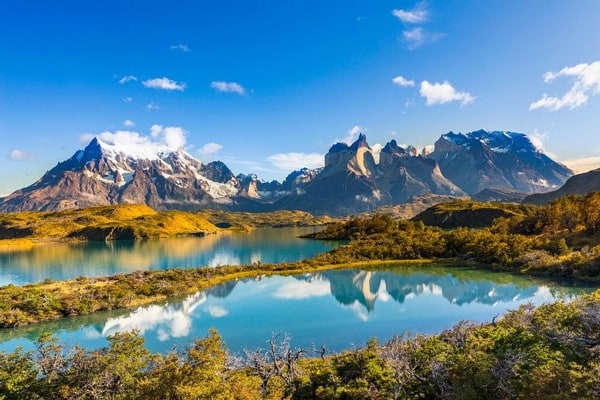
0,227 -> 338,285
0,266 -> 591,354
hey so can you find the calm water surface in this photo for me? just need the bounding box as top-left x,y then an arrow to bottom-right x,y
0,264 -> 593,354
0,227 -> 337,285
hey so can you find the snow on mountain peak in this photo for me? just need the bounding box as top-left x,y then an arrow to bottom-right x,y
81,126 -> 188,161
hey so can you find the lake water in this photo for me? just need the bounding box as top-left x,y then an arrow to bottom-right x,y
0,227 -> 338,286
0,264 -> 593,355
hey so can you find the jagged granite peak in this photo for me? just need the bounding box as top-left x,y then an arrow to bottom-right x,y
378,139 -> 466,203
429,129 -> 572,195
324,134 -> 377,177
349,133 -> 369,151
0,130 -> 575,216
381,140 -> 406,156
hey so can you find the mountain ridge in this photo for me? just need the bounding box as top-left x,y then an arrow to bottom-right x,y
0,130 -> 573,215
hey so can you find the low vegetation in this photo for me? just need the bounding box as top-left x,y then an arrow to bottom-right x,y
196,209 -> 337,230
2,194 -> 600,397
411,199 -> 536,229
308,194 -> 600,280
2,290 -> 600,399
4,194 -> 600,328
0,204 -> 220,243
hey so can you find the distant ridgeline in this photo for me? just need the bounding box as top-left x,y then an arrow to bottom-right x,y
0,130 -> 574,216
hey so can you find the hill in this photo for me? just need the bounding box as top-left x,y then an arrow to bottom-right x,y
411,200 -> 537,229
0,204 -> 220,243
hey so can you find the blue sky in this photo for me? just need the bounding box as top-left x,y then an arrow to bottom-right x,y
1,0 -> 600,195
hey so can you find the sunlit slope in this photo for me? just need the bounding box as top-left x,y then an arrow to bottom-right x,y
0,204 -> 220,241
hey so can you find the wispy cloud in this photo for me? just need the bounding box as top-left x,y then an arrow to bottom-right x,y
419,80 -> 475,106
143,77 -> 187,91
170,44 -> 191,52
118,75 -> 138,84
337,125 -> 363,145
392,75 -> 415,87
122,97 -> 133,103
7,149 -> 36,161
528,129 -> 548,151
266,152 -> 324,171
198,142 -> 223,156
392,2 -> 443,50
529,60 -> 600,111
146,102 -> 160,110
392,1 -> 428,24
123,119 -> 135,127
402,27 -> 444,50
205,305 -> 228,318
210,81 -> 246,95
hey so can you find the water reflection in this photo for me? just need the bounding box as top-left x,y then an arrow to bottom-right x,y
0,265 -> 591,354
0,227 -> 338,285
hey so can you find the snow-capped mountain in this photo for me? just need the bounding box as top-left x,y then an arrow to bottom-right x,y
0,137 -> 241,212
428,130 -> 573,195
0,130 -> 574,215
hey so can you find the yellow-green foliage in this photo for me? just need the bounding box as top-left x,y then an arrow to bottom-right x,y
0,204 -> 219,241
2,290 -> 600,399
197,209 -> 337,230
412,200 -> 537,229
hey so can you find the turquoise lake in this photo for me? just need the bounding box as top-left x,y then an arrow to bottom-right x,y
0,228 -> 595,354
0,227 -> 337,285
0,263 -> 593,355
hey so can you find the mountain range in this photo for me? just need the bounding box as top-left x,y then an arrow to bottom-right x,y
0,130 -> 574,216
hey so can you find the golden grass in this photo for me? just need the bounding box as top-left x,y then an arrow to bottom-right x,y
0,204 -> 220,242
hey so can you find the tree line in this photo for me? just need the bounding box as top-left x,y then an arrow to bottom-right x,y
2,290 -> 600,399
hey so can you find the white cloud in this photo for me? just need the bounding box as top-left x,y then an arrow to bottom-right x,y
170,44 -> 191,52
371,143 -> 383,164
392,75 -> 415,87
7,149 -> 36,161
146,102 -> 160,110
338,125 -> 363,145
102,292 -> 205,340
79,125 -> 187,159
528,129 -> 548,151
419,80 -> 475,106
266,152 -> 324,171
529,60 -> 600,111
198,142 -> 223,156
392,1 -> 428,24
122,97 -> 133,103
273,279 -> 331,300
118,75 -> 138,84
205,305 -> 228,318
143,77 -> 187,91
210,81 -> 246,95
123,119 -> 135,127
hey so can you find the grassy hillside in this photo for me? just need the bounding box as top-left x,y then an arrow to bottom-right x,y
411,200 -> 537,228
0,204 -> 220,243
196,209 -> 337,230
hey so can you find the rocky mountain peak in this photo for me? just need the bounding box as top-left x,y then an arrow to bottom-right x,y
381,140 -> 406,156
349,133 -> 369,151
